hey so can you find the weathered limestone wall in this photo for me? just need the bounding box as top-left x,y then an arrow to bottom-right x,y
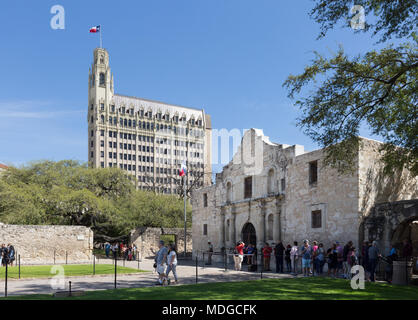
284,148 -> 360,249
358,138 -> 418,219
0,224 -> 93,264
130,227 -> 192,259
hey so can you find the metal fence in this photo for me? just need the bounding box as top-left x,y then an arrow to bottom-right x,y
1,255 -> 143,297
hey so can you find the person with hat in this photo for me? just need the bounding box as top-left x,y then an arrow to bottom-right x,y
234,241 -> 245,271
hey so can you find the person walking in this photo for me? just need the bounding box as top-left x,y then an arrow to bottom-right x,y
2,244 -> 9,267
343,241 -> 353,279
285,244 -> 292,273
274,241 -> 285,273
290,241 -> 299,274
234,241 -> 245,271
336,241 -> 344,277
361,240 -> 370,280
206,241 -> 213,265
166,244 -> 178,285
247,244 -> 255,266
301,240 -> 313,277
0,244 -> 5,267
347,247 -> 358,279
262,243 -> 272,271
111,243 -> 118,260
314,243 -> 325,275
132,244 -> 137,261
368,241 -> 381,282
155,240 -> 168,285
327,244 -> 338,278
7,244 -> 15,267
105,242 -> 111,258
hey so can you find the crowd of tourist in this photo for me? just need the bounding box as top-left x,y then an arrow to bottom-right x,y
224,238 -> 414,283
104,242 -> 138,261
0,243 -> 15,267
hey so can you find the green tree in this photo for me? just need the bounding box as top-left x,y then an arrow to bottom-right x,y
283,0 -> 417,176
0,161 -> 191,240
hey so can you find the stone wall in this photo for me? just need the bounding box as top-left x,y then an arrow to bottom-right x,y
0,224 -> 93,264
130,227 -> 192,259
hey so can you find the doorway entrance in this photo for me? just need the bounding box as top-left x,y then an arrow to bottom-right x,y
242,223 -> 257,246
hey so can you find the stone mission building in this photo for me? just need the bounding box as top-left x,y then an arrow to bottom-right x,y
192,129 -> 417,261
88,48 -> 212,192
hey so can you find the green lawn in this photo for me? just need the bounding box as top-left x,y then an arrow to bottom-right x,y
0,264 -> 147,279
3,277 -> 418,300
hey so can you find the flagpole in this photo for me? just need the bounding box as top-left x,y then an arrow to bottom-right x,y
100,25 -> 102,48
183,173 -> 187,257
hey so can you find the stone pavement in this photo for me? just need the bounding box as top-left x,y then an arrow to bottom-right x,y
0,258 -> 292,297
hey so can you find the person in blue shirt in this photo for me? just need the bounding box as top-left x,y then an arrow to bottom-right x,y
105,242 -> 111,258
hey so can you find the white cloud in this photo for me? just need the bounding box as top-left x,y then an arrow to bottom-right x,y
0,100 -> 85,118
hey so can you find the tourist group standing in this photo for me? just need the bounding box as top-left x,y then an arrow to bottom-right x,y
104,242 -> 137,261
1,244 -> 15,267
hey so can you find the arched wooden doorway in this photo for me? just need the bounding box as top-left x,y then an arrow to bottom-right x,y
391,216 -> 418,257
242,223 -> 257,246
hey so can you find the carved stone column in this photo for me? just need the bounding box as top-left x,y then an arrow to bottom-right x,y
273,199 -> 282,242
232,205 -> 237,244
220,208 -> 226,250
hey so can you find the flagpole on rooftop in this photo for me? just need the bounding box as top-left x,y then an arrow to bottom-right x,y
100,25 -> 102,48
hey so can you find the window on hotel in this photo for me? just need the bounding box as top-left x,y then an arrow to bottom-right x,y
99,73 -> 105,86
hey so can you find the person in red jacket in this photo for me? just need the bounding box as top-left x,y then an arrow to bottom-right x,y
262,242 -> 273,271
234,241 -> 245,271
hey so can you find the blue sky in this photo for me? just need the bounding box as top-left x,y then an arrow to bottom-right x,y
0,0 -> 383,171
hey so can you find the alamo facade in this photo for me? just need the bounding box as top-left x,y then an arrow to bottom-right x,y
191,129 -> 418,262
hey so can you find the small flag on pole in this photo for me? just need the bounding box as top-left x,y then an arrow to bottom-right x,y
179,163 -> 187,177
89,25 -> 100,33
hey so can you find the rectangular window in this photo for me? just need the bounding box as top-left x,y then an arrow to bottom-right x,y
244,176 -> 252,199
309,161 -> 318,185
203,193 -> 208,207
311,210 -> 322,228
100,130 -> 104,137
281,178 -> 286,192
203,224 -> 208,236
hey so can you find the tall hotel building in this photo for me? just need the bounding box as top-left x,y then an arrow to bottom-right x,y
88,48 -> 212,193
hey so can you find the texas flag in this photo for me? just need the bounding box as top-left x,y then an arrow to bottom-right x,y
179,163 -> 187,177
89,25 -> 100,33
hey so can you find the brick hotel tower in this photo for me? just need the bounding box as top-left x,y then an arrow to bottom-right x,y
88,48 -> 212,193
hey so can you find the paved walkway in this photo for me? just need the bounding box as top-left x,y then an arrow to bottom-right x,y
0,259 -> 291,297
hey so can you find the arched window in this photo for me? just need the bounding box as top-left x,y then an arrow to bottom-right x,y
226,182 -> 232,203
267,169 -> 275,194
99,73 -> 105,86
267,214 -> 274,240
